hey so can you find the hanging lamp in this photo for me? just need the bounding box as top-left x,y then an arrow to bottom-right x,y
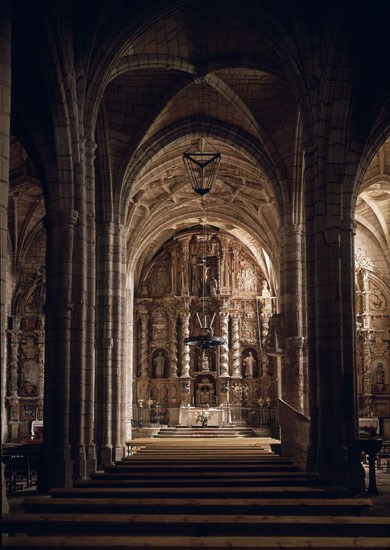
183,75 -> 223,349
183,137 -> 221,196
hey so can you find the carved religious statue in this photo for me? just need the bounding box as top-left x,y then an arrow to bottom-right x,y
154,351 -> 165,377
243,351 -> 256,377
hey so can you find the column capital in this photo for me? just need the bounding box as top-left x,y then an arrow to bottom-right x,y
279,223 -> 304,238
60,209 -> 79,227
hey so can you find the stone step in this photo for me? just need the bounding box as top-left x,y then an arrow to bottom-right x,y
3,513 -> 389,537
5,441 -> 383,549
93,470 -> 321,480
105,463 -> 301,472
21,496 -> 373,516
154,427 -> 260,438
158,427 -> 256,431
116,455 -> 293,468
49,486 -> 346,499
79,476 -> 334,488
132,445 -> 267,448
128,450 -> 267,455
3,535 -> 390,549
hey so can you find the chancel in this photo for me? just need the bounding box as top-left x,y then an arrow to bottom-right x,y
1,1 -> 390,548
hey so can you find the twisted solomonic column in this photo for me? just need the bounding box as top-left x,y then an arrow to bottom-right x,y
180,312 -> 191,378
219,311 -> 230,378
231,315 -> 242,379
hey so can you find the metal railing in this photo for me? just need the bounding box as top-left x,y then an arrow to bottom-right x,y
230,405 -> 279,429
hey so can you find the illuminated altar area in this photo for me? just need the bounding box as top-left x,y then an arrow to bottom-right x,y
178,406 -> 227,427
133,226 -> 279,429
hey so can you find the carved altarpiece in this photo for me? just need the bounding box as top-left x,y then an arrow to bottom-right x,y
134,229 -> 277,423
6,273 -> 45,442
355,266 -> 390,420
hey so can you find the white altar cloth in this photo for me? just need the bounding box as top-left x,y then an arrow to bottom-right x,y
178,406 -> 230,427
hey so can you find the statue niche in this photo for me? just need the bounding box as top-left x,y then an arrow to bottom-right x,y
20,359 -> 39,397
152,349 -> 168,378
192,348 -> 217,374
242,348 -> 259,378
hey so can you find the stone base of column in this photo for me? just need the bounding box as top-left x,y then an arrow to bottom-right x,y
86,444 -> 97,476
316,444 -> 365,495
100,444 -> 113,467
113,445 -> 124,462
73,445 -> 87,481
38,448 -> 74,490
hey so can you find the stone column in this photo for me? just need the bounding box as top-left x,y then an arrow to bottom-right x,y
340,217 -> 363,493
306,210 -> 363,493
219,311 -> 230,378
71,138 -> 89,480
231,315 -> 242,379
279,223 -> 306,414
84,138 -> 97,475
40,208 -> 79,490
112,223 -> 126,461
124,277 -> 134,441
96,220 -> 127,463
95,221 -> 114,466
0,4 -> 11,480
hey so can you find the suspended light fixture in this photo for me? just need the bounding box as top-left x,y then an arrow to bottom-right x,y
184,221 -> 224,350
183,76 -> 223,350
183,137 -> 221,196
184,312 -> 224,350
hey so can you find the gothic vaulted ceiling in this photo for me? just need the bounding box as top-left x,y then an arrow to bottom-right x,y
9,1 -> 390,288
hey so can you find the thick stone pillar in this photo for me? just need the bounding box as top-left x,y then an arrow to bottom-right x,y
40,209 -> 79,489
0,5 -> 11,477
96,220 -> 126,464
306,212 -> 363,493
